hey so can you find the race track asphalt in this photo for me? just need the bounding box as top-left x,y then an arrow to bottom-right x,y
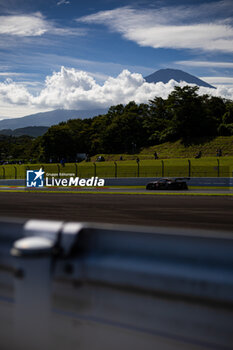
0,185 -> 233,195
0,191 -> 233,233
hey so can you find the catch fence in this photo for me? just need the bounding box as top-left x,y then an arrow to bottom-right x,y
0,159 -> 231,179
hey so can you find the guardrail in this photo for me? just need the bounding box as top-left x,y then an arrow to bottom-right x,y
0,176 -> 232,188
0,218 -> 233,349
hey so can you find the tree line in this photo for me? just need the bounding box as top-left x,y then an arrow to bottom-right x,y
1,86 -> 233,163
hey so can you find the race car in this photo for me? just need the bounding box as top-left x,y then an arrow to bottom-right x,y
146,177 -> 189,190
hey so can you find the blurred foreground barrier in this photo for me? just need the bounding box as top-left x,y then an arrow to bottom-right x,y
0,218 -> 233,350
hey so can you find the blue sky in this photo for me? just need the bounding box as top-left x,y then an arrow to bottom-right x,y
0,0 -> 233,118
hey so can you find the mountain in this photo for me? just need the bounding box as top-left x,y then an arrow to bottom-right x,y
144,68 -> 215,89
0,108 -> 108,130
0,126 -> 49,137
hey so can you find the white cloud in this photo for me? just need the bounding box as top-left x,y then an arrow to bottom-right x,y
2,52 -> 154,80
0,78 -> 31,105
57,0 -> 70,5
0,72 -> 23,77
0,72 -> 40,79
0,13 -> 49,36
0,104 -> 52,119
1,67 -> 233,119
0,12 -> 84,37
77,4 -> 233,52
176,60 -> 233,68
200,77 -> 233,87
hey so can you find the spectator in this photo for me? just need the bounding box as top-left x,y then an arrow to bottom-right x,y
216,148 -> 222,157
195,151 -> 202,159
97,156 -> 105,162
85,154 -> 90,162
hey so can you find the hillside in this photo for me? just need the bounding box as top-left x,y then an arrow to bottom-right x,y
91,137 -> 233,161
141,137 -> 233,158
0,108 -> 108,130
0,126 -> 48,137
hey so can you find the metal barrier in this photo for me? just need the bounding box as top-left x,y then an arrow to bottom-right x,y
1,176 -> 232,188
0,218 -> 233,349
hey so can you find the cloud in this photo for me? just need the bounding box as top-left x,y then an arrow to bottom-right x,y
0,72 -> 24,77
0,52 -> 154,82
0,78 -> 32,105
1,67 -> 233,117
202,77 -> 233,84
200,77 -> 233,87
0,12 -> 49,36
57,0 -> 70,5
176,61 -> 233,68
77,3 -> 233,52
0,12 -> 83,37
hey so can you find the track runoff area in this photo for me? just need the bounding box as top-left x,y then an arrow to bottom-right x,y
0,167 -> 232,196
0,180 -> 233,196
0,175 -> 232,196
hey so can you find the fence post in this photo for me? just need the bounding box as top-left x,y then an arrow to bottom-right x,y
41,165 -> 45,180
25,166 -> 29,181
57,164 -> 60,178
93,162 -> 96,177
114,162 -> 117,178
75,163 -> 78,177
11,235 -> 52,350
188,159 -> 191,177
14,166 -> 17,179
217,159 -> 220,177
161,160 -> 164,177
2,166 -> 5,179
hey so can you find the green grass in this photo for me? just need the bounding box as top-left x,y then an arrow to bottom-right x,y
91,136 -> 233,161
140,137 -> 233,159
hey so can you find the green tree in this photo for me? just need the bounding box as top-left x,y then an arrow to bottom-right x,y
222,102 -> 233,124
42,124 -> 75,161
166,86 -> 209,142
218,102 -> 233,136
102,102 -> 148,153
144,97 -> 173,144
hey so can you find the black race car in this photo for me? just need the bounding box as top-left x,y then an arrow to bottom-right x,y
146,178 -> 189,190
